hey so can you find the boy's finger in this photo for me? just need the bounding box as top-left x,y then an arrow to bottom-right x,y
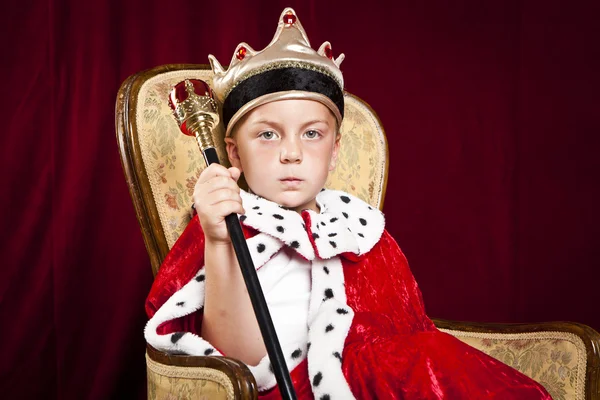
211,201 -> 245,219
228,167 -> 241,181
203,176 -> 240,194
197,164 -> 231,183
206,188 -> 242,206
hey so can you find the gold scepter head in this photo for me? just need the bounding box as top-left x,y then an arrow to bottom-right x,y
168,79 -> 220,153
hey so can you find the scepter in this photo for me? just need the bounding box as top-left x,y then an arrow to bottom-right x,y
168,79 -> 297,400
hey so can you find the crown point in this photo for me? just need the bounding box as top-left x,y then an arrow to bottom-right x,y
324,45 -> 333,59
283,11 -> 296,25
236,46 -> 247,60
208,55 -> 225,75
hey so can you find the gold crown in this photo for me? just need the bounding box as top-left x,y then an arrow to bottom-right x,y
208,7 -> 346,135
209,7 -> 345,101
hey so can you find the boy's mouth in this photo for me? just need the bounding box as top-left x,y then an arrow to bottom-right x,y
280,177 -> 303,187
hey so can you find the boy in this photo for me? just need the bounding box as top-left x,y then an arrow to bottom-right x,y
145,8 -> 551,399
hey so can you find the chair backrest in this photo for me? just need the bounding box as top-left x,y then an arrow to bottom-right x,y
116,64 -> 389,275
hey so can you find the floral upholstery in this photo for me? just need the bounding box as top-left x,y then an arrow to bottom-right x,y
441,329 -> 587,400
146,354 -> 234,400
135,68 -> 388,250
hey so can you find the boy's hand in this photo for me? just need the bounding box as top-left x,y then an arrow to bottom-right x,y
193,164 -> 244,245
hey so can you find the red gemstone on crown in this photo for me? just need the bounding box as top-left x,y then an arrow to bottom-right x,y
324,45 -> 333,59
283,12 -> 296,25
236,46 -> 247,60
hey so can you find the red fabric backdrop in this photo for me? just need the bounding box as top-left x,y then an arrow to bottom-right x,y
1,0 -> 598,398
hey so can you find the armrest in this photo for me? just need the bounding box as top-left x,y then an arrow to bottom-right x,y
433,319 -> 600,400
146,344 -> 258,400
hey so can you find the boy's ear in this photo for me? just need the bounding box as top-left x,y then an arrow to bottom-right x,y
225,137 -> 243,171
329,134 -> 342,171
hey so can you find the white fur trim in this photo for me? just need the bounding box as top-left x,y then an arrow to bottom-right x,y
313,189 -> 385,257
240,189 -> 385,260
144,268 -> 223,357
240,191 -> 316,260
307,257 -> 356,399
245,233 -> 284,270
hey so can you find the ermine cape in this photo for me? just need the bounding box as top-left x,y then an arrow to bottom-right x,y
145,189 -> 551,399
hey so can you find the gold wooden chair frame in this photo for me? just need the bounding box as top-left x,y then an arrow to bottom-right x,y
116,65 -> 599,400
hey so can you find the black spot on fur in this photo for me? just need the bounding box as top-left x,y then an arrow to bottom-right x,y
336,308 -> 349,315
324,288 -> 334,299
312,232 -> 320,239
252,206 -> 260,210
359,218 -> 367,226
291,349 -> 302,359
276,226 -> 285,233
329,241 -> 337,248
320,221 -> 326,227
340,195 -> 350,203
307,342 -> 311,351
195,274 -> 205,282
328,233 -> 337,237
323,266 -> 329,274
313,372 -> 323,386
257,243 -> 266,253
342,212 -> 348,219
176,301 -> 185,306
333,352 -> 342,362
204,348 -> 214,356
321,395 -> 330,400
290,241 -> 300,249
257,212 -> 263,215
171,332 -> 184,343
330,217 -> 338,223
273,214 -> 284,220
325,324 -> 334,333
239,215 -> 247,222
358,233 -> 364,238
368,206 -> 373,210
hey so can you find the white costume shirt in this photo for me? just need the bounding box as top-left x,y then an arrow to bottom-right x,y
258,247 -> 311,356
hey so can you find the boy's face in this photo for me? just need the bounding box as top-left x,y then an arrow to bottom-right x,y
225,99 -> 340,213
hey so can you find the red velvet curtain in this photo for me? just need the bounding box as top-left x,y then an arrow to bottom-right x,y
2,0 -> 598,398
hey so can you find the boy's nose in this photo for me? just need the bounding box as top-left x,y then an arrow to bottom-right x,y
280,139 -> 302,163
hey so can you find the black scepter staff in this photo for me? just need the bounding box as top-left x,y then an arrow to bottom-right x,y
168,79 -> 297,400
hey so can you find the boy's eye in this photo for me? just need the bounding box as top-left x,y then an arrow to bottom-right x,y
304,130 -> 320,139
259,131 -> 278,140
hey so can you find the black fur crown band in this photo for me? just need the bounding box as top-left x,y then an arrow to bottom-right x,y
222,67 -> 344,130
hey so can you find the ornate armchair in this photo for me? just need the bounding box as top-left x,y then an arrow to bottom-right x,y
116,65 -> 600,400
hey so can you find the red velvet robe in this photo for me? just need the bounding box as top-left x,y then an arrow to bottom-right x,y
146,190 -> 552,400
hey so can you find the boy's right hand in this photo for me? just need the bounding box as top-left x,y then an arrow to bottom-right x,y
193,164 -> 244,245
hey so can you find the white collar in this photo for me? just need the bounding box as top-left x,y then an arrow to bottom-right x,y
239,189 -> 385,260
